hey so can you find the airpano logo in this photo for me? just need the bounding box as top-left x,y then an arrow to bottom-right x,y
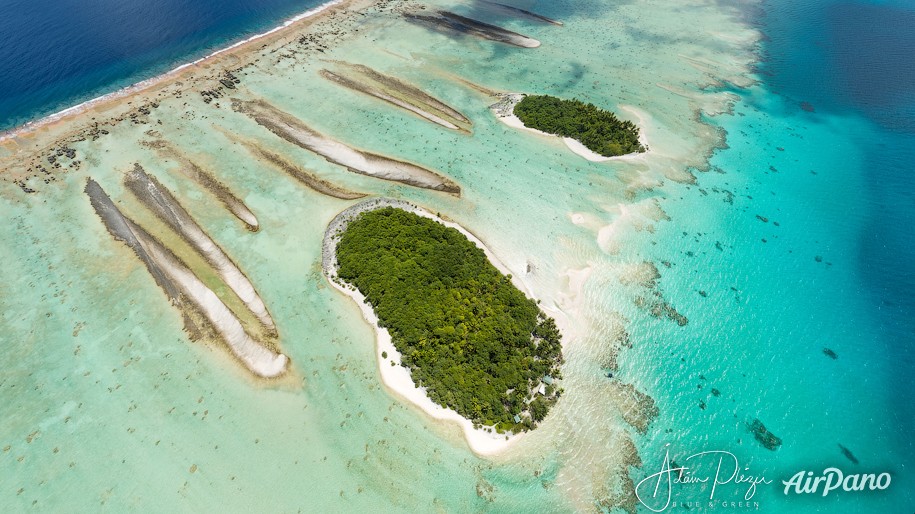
782,468 -> 891,496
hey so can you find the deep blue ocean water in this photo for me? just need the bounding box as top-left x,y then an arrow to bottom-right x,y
0,0 -> 324,131
760,0 -> 915,321
755,0 -> 915,470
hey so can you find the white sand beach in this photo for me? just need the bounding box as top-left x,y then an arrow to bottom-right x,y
328,279 -> 524,455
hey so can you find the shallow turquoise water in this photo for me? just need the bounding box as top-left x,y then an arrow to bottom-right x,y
626,87 -> 914,511
622,0 -> 914,510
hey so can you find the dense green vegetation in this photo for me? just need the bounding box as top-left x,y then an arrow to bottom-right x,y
336,207 -> 562,431
513,95 -> 645,157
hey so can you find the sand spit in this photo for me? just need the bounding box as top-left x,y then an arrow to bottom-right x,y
237,138 -> 366,200
143,141 -> 260,231
404,11 -> 541,48
232,98 -> 461,194
124,165 -> 277,332
322,198 -> 526,455
320,63 -> 470,131
86,179 -> 288,378
445,74 -> 501,96
476,1 -> 564,26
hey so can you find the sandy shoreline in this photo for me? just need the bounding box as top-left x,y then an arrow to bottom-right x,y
322,198 -> 530,456
490,93 -> 650,162
0,0 -> 353,150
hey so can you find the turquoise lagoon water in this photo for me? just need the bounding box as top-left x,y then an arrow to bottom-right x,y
1,0 -> 912,512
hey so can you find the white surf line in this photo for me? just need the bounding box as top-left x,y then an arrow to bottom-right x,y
0,0 -> 344,142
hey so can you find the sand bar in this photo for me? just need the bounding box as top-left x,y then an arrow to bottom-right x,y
320,65 -> 470,131
233,98 -> 461,194
232,136 -> 367,200
86,179 -> 288,378
125,165 -> 277,331
144,140 -> 260,231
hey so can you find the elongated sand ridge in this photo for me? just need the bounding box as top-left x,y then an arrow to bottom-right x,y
86,179 -> 288,378
235,137 -> 366,200
342,64 -> 470,124
320,71 -> 460,130
404,10 -> 541,48
320,63 -> 470,131
232,98 -> 461,194
322,198 -> 535,455
124,165 -> 277,331
477,1 -> 563,26
143,140 -> 260,231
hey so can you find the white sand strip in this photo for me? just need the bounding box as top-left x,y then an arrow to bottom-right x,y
137,224 -> 288,378
86,179 -> 288,378
328,280 -> 522,455
126,166 -> 276,331
234,99 -> 461,194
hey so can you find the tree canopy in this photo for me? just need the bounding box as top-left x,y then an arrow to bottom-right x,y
335,207 -> 562,432
513,94 -> 645,157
